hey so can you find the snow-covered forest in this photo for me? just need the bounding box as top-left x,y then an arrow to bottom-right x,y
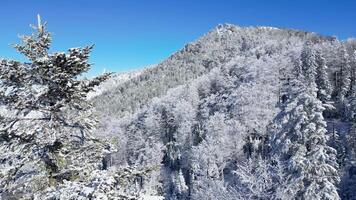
0,18 -> 355,200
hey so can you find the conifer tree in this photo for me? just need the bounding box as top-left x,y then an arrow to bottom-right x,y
159,104 -> 190,200
349,86 -> 356,122
300,43 -> 317,83
315,51 -> 332,103
351,50 -> 356,94
172,169 -> 189,199
338,47 -> 352,102
0,16 -> 113,199
348,50 -> 356,122
0,15 -> 111,143
340,124 -> 356,199
270,59 -> 340,199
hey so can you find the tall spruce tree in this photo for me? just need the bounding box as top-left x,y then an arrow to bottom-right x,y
349,86 -> 356,122
270,55 -> 340,199
0,15 -> 111,143
315,51 -> 332,103
159,105 -> 190,200
338,47 -> 352,102
348,50 -> 356,122
350,50 -> 356,94
300,43 -> 317,82
0,16 -> 126,199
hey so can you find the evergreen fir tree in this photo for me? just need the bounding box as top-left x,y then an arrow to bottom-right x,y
348,86 -> 356,122
160,105 -> 189,200
270,75 -> 340,199
340,124 -> 356,199
338,47 -> 352,102
300,43 -> 317,83
350,50 -> 356,94
315,51 -> 332,103
0,16 -> 125,199
348,51 -> 356,122
172,169 -> 189,199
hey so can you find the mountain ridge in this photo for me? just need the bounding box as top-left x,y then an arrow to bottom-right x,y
91,23 -> 340,121
92,23 -> 356,199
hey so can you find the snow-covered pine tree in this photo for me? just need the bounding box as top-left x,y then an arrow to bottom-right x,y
270,59 -> 340,199
159,103 -> 191,200
350,87 -> 356,122
300,42 -> 317,82
0,15 -> 111,144
292,56 -> 303,80
340,124 -> 356,199
338,47 -> 352,102
350,50 -> 356,94
172,169 -> 189,199
0,16 -> 141,199
315,50 -> 332,103
348,50 -> 356,122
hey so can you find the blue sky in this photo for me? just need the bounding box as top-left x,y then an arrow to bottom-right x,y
0,0 -> 356,76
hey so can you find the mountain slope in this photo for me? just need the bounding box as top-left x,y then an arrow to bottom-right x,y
92,24 -> 336,120
93,24 -> 356,199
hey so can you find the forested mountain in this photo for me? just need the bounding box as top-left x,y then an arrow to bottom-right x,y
0,20 -> 355,200
92,24 -> 322,118
92,24 -> 356,199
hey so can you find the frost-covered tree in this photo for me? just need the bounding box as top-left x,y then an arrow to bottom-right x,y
301,43 -> 318,83
0,16 -> 151,199
350,50 -> 356,95
340,124 -> 356,199
315,50 -> 332,103
171,169 -> 189,199
233,157 -> 285,200
0,15 -> 111,144
270,76 -> 340,199
338,47 -> 352,102
349,88 -> 356,122
346,50 -> 356,122
159,102 -> 192,200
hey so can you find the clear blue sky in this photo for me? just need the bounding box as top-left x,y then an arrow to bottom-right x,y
0,0 -> 355,76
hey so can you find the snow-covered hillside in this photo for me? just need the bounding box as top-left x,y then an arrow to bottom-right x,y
87,69 -> 146,99
93,24 -> 356,199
